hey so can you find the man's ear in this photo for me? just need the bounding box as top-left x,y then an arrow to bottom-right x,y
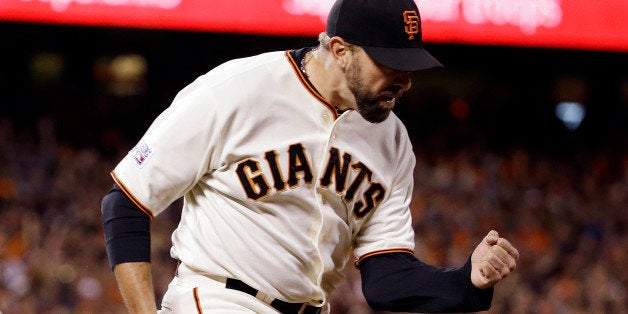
329,37 -> 352,69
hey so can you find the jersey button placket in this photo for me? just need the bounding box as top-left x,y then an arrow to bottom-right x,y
313,111 -> 338,304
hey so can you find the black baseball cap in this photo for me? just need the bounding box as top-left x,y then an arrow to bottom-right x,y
326,0 -> 443,72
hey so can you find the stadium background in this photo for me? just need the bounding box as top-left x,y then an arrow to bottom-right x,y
0,12 -> 626,314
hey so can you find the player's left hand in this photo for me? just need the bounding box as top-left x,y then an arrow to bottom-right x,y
470,230 -> 519,289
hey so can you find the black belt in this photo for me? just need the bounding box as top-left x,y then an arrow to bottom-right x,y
225,278 -> 322,314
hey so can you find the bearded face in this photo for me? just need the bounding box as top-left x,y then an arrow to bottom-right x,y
345,56 -> 406,124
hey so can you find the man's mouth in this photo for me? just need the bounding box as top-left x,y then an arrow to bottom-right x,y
382,97 -> 396,107
379,92 -> 401,107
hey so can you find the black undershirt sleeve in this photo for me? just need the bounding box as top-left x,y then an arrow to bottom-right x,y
359,252 -> 493,313
101,184 -> 151,269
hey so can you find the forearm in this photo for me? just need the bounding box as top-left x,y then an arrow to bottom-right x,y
102,185 -> 156,312
114,262 -> 157,313
359,252 -> 493,313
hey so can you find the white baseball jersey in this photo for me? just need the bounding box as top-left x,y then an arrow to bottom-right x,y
111,50 -> 416,306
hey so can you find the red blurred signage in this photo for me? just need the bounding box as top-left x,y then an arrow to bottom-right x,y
1,0 -> 627,51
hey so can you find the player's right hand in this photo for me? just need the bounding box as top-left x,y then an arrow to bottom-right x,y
470,230 -> 519,289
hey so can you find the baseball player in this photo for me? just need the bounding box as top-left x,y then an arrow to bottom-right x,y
101,0 -> 519,313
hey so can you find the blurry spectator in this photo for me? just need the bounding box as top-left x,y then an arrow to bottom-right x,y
0,102 -> 626,313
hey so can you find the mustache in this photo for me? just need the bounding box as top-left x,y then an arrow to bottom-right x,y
378,88 -> 404,99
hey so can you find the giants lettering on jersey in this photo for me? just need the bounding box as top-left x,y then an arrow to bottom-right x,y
235,143 -> 386,219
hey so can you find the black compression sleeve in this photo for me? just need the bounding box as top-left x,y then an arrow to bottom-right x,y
359,252 -> 493,313
101,184 -> 151,269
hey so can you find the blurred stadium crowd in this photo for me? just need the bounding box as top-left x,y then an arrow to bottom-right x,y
0,111 -> 625,313
0,25 -> 626,313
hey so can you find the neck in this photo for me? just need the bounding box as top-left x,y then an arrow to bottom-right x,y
303,48 -> 353,112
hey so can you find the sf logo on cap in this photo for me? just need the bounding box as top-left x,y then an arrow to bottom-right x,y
403,10 -> 419,40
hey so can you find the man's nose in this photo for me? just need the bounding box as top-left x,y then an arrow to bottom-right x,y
394,71 -> 412,92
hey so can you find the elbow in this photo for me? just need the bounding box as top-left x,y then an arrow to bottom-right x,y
362,281 -> 399,311
362,287 -> 380,310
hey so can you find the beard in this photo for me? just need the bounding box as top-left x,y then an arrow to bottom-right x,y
345,61 -> 401,124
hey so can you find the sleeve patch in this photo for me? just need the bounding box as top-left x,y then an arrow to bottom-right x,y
130,140 -> 153,168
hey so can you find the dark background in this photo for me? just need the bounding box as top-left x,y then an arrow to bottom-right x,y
1,21 -> 626,155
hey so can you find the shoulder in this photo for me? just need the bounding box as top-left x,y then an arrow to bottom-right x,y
170,51 -> 292,106
201,51 -> 292,85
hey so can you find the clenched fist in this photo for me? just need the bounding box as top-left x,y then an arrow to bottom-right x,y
471,230 -> 519,289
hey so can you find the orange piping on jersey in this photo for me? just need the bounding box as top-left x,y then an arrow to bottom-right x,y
354,248 -> 414,267
110,171 -> 155,220
194,287 -> 203,313
285,50 -> 339,119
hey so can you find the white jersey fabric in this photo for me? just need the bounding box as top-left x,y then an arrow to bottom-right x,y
112,50 -> 416,306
